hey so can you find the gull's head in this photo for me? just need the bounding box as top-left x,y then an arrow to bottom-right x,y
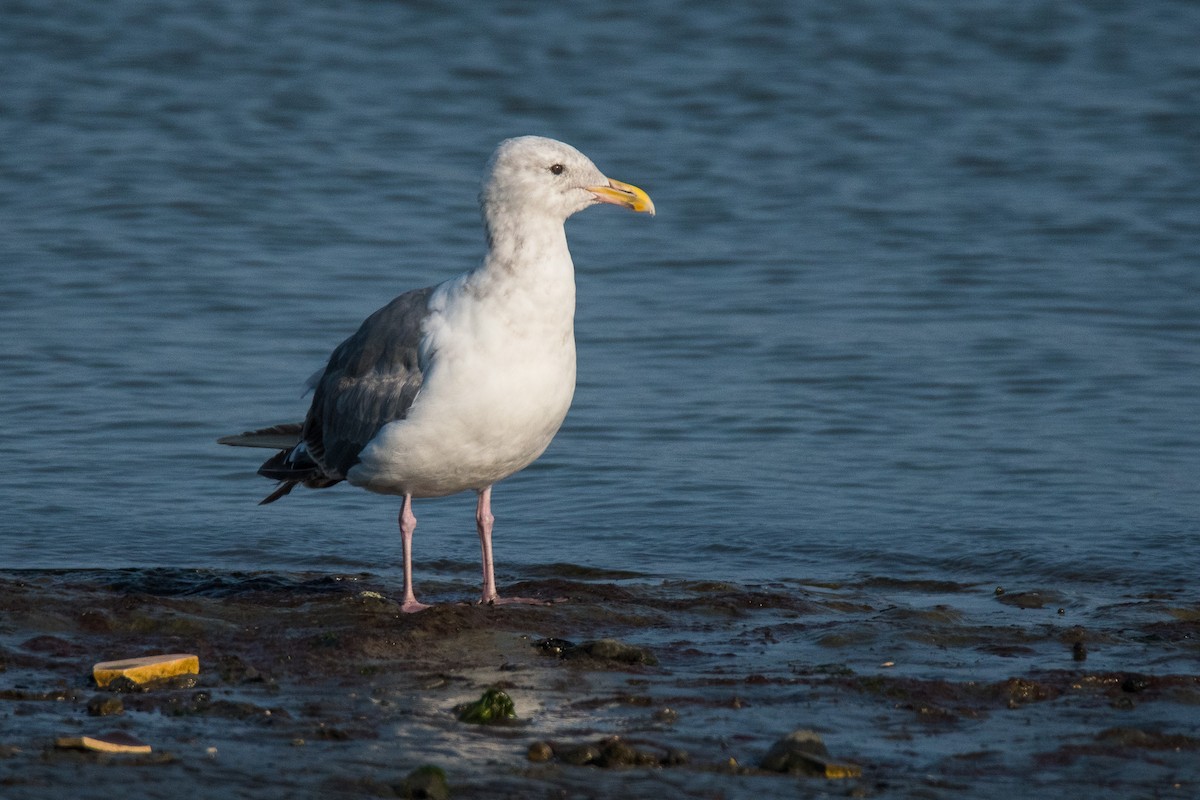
481,136 -> 655,227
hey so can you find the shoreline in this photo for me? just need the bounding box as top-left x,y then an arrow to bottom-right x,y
1,568 -> 1196,798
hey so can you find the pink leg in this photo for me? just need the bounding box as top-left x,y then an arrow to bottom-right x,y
475,486 -> 545,607
477,486 -> 499,604
399,494 -> 430,613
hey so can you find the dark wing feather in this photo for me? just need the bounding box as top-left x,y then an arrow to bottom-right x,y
219,286 -> 435,504
217,423 -> 304,449
301,285 -> 435,479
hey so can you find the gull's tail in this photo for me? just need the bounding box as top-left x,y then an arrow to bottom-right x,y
218,423 -> 340,504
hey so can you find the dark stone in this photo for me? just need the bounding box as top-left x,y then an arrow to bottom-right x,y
556,743 -> 600,766
86,695 -> 124,716
216,655 -> 264,684
549,736 -> 689,769
996,590 -> 1061,610
571,639 -> 657,666
1001,678 -> 1057,706
533,638 -> 577,657
102,673 -> 199,693
397,765 -> 449,800
526,741 -> 553,762
664,748 -> 689,766
103,676 -> 144,694
760,729 -> 830,774
598,736 -> 638,767
760,729 -> 862,778
1121,675 -> 1149,693
1072,641 -> 1087,661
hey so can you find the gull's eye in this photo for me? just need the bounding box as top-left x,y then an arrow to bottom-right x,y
549,163 -> 565,175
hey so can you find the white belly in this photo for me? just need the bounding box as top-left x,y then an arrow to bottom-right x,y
347,278 -> 577,498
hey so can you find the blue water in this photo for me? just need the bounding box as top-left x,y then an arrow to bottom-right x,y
2,1 -> 1198,599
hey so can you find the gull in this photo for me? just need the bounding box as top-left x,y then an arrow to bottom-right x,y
220,136 -> 654,612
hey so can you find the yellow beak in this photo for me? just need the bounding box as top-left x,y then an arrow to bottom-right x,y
587,179 -> 655,216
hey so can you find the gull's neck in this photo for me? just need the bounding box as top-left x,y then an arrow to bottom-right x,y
478,207 -> 575,290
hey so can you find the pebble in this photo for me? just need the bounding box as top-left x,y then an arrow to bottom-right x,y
652,707 -> 678,724
526,741 -> 553,762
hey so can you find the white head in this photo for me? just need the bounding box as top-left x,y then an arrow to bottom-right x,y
480,136 -> 654,236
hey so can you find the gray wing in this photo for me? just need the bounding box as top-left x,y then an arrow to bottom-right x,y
302,285 -> 435,478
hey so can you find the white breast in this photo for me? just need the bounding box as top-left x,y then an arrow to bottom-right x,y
348,259 -> 577,498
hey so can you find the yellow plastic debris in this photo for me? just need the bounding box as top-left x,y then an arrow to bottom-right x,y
55,732 -> 152,754
93,653 -> 199,687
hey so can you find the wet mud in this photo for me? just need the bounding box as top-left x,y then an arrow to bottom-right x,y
0,568 -> 1196,798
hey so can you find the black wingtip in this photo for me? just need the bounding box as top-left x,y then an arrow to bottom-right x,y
259,482 -> 297,505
